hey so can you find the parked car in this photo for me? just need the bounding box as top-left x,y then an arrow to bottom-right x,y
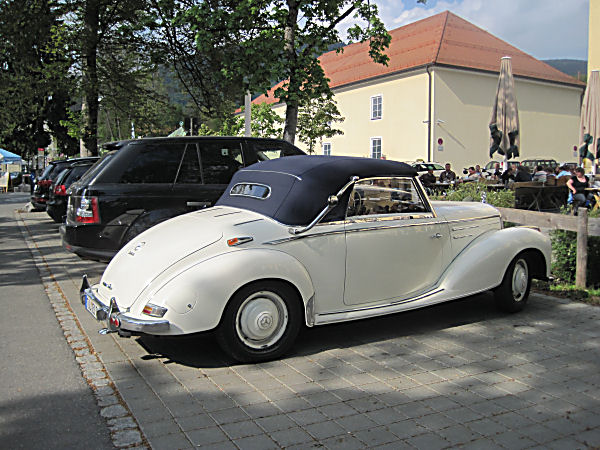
484,160 -> 521,171
61,137 -> 305,261
409,161 -> 445,178
31,157 -> 98,210
46,159 -> 99,223
80,155 -> 551,362
521,158 -> 558,172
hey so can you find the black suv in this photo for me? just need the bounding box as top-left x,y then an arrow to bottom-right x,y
31,157 -> 99,210
60,136 -> 304,261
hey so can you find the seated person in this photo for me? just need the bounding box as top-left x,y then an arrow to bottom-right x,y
439,163 -> 456,183
556,165 -> 573,178
462,166 -> 481,182
419,168 -> 437,186
567,167 -> 595,211
514,165 -> 532,182
532,165 -> 547,183
492,163 -> 502,180
501,165 -> 515,184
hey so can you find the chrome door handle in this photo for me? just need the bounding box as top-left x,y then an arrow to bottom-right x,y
431,233 -> 442,239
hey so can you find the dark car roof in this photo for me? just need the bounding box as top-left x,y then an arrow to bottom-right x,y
102,136 -> 294,150
216,155 -> 417,226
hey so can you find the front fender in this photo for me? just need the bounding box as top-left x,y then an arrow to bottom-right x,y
440,226 -> 551,298
152,248 -> 315,335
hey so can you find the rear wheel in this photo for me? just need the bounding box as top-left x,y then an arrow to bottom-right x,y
494,254 -> 531,313
216,281 -> 302,362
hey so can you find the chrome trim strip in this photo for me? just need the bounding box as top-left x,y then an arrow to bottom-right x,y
345,220 -> 443,234
444,214 -> 500,224
347,213 -> 434,224
453,234 -> 474,239
451,224 -> 481,231
318,288 -> 445,316
264,229 -> 346,245
234,218 -> 264,226
241,169 -> 302,181
213,211 -> 241,218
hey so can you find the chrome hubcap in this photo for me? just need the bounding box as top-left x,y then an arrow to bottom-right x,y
511,259 -> 529,302
236,291 -> 288,349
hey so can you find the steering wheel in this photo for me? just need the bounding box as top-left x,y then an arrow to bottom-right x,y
348,190 -> 363,216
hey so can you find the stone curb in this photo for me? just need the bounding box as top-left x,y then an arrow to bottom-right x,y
16,210 -> 149,450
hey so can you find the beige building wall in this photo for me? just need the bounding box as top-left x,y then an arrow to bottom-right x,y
590,0 -> 600,73
432,67 -> 583,170
293,71 -> 430,161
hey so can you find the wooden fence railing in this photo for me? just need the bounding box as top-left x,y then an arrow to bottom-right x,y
496,207 -> 600,288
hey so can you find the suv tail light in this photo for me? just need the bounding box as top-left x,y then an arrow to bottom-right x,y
54,185 -> 67,196
75,196 -> 100,224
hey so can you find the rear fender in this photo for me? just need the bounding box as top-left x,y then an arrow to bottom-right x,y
440,226 -> 551,296
152,249 -> 315,334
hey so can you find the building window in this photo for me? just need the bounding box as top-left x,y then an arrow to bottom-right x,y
322,142 -> 331,156
371,95 -> 382,120
371,137 -> 382,159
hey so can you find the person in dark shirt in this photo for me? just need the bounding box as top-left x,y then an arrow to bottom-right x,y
501,165 -> 515,184
419,168 -> 437,186
567,167 -> 593,211
514,165 -> 532,182
439,163 -> 456,183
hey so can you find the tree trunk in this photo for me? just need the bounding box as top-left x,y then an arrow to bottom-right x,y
81,0 -> 100,156
283,101 -> 299,144
282,1 -> 299,144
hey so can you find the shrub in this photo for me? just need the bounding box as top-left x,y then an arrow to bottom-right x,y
430,182 -> 515,208
550,229 -> 600,287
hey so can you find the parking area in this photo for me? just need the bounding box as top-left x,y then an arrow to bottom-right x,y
18,209 -> 600,449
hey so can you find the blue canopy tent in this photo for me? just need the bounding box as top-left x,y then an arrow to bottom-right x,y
0,148 -> 23,164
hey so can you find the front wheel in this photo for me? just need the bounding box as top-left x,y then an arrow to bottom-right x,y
216,281 -> 302,362
494,254 -> 531,313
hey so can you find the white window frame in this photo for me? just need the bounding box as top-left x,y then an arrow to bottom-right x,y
370,137 -> 382,159
322,142 -> 331,156
370,94 -> 383,120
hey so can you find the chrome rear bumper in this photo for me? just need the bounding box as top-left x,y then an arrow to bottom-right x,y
79,275 -> 170,334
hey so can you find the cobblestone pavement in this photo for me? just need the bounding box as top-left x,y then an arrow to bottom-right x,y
18,209 -> 600,449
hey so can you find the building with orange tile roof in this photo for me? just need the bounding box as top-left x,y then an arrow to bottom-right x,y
255,11 -> 585,169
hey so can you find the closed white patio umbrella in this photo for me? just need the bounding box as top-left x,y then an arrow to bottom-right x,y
489,57 -> 520,168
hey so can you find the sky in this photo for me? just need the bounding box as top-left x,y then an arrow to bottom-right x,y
341,0 -> 590,60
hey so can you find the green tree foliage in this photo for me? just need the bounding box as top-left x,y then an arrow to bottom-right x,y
179,0 -> 391,144
0,1 -> 77,158
197,103 -> 283,138
64,0 -> 167,154
297,95 -> 344,154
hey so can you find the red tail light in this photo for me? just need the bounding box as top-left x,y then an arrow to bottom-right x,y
54,185 -> 67,196
76,196 -> 100,224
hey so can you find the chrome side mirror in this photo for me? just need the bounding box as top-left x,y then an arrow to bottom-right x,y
328,195 -> 338,207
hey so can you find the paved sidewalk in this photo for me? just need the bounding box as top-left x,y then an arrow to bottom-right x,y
18,208 -> 600,449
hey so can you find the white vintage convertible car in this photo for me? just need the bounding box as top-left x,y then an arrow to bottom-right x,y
81,156 -> 551,362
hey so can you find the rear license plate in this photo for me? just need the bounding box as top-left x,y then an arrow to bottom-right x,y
85,294 -> 101,319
